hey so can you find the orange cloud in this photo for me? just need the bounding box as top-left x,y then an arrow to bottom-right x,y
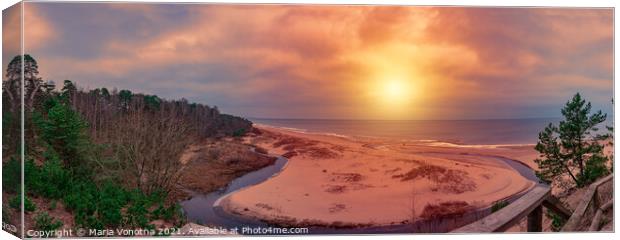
20,4 -> 614,120
23,3 -> 56,51
2,3 -> 22,76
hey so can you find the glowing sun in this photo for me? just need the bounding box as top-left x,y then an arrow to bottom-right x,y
377,78 -> 413,105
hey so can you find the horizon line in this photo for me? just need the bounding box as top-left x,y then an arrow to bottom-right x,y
246,116 -> 576,121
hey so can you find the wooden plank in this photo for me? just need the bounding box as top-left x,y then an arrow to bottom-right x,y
527,205 -> 543,232
562,174 -> 613,231
588,200 -> 613,231
453,185 -> 551,233
562,186 -> 597,231
543,196 -> 572,220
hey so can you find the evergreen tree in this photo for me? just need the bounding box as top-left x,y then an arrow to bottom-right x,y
535,93 -> 608,187
119,89 -> 133,111
38,101 -> 89,170
61,80 -> 77,105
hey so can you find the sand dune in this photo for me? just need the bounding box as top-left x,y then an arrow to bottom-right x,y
216,125 -> 538,227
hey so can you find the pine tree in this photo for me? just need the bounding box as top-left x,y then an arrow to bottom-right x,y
38,101 -> 89,169
534,93 -> 608,187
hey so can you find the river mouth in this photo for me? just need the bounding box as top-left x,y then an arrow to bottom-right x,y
180,153 -> 288,228
180,149 -> 542,234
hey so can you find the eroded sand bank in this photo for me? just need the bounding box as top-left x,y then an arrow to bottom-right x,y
216,125 -> 538,227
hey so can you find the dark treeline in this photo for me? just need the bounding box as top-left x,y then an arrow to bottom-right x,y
2,54 -> 252,233
63,79 -> 252,194
69,81 -> 251,142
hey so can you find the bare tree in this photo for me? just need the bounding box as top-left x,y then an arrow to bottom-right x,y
112,98 -> 194,194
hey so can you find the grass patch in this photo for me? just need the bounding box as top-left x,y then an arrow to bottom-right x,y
34,212 -> 63,232
420,201 -> 473,219
491,200 -> 509,213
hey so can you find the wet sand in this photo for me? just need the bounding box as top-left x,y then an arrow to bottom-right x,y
216,125 -> 538,228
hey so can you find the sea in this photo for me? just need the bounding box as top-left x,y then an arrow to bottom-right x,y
250,118 -> 613,145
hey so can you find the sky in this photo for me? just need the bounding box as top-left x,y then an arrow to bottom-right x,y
2,3 -> 614,120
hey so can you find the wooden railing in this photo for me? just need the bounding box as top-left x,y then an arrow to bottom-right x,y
562,174 -> 614,231
454,174 -> 614,233
452,184 -> 572,232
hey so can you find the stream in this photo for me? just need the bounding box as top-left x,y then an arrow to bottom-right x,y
180,152 -> 288,229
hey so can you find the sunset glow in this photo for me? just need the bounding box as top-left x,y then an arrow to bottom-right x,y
2,4 -> 613,120
382,79 -> 408,103
1,2 -> 615,236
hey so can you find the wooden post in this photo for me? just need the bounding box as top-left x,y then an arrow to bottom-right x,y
563,174 -> 613,231
453,185 -> 551,233
527,205 -> 543,232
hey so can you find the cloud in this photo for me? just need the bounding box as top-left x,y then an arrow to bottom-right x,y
16,3 -> 614,120
24,3 -> 56,51
2,3 -> 21,75
3,3 -> 58,77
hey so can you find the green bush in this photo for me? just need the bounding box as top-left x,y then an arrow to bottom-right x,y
546,211 -> 566,231
24,158 -> 42,192
233,128 -> 247,137
10,195 -> 36,212
34,212 -> 63,232
2,111 -> 13,141
2,157 -> 21,193
125,190 -> 151,228
151,202 -> 185,228
163,204 -> 182,222
578,154 -> 610,185
61,179 -> 169,229
63,181 -> 99,226
36,151 -> 71,199
96,181 -> 128,227
491,200 -> 509,213
2,157 -> 39,194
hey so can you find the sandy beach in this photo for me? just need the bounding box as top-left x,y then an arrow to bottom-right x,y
215,125 -> 539,228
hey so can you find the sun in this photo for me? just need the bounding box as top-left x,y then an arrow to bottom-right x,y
363,71 -> 422,119
377,78 -> 413,105
383,80 -> 407,101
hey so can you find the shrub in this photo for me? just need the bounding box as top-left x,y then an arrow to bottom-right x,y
10,195 -> 36,212
24,158 -> 42,191
3,111 -> 15,152
34,212 -> 63,232
420,201 -> 472,219
63,181 -> 99,226
546,211 -> 566,231
36,151 -> 71,199
578,154 -> 610,185
491,200 -> 509,213
60,176 -> 173,230
150,204 -> 166,220
125,190 -> 151,228
96,181 -> 128,227
63,181 -> 123,229
3,157 -> 42,194
2,156 -> 21,193
162,204 -> 182,222
233,128 -> 247,137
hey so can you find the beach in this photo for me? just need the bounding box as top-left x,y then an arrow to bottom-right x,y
215,125 -> 540,228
